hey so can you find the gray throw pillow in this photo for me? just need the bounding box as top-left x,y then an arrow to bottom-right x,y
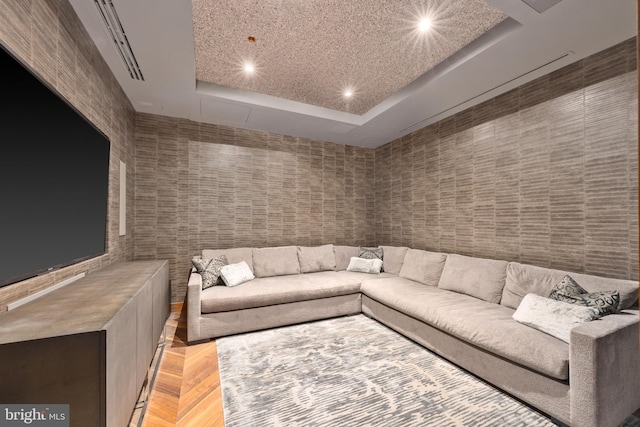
548,275 -> 620,317
192,255 -> 229,290
359,247 -> 384,272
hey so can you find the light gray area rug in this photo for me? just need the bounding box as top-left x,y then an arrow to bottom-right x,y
218,315 -> 573,426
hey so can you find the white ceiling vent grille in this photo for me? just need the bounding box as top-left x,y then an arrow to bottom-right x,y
94,0 -> 144,80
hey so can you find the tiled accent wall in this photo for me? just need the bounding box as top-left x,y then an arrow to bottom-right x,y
376,38 -> 638,281
0,0 -> 136,311
1,4 -> 634,311
134,115 -> 376,301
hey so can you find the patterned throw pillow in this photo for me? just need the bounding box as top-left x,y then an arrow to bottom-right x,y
548,275 -> 620,317
192,255 -> 229,290
358,247 -> 384,272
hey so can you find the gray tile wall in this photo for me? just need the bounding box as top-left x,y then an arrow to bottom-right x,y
134,115 -> 376,301
0,0 -> 136,311
375,38 -> 638,281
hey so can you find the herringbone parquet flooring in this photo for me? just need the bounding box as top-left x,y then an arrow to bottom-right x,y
139,304 -> 640,426
141,304 -> 224,427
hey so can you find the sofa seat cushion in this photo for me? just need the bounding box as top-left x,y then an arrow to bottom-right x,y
201,271 -> 363,314
361,278 -> 570,380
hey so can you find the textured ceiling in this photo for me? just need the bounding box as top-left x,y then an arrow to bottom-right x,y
192,0 -> 507,115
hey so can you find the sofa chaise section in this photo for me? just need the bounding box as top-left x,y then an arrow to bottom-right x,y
361,277 -> 570,380
362,251 -> 640,427
361,295 -> 573,424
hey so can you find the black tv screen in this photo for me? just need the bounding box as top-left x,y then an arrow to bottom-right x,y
0,45 -> 110,288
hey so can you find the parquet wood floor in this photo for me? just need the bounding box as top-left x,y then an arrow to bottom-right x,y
139,304 -> 640,426
141,303 -> 224,427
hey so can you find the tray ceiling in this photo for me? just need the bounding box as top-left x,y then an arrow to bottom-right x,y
68,0 -> 637,147
192,0 -> 507,114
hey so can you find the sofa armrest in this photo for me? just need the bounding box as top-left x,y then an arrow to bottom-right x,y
570,311 -> 640,427
187,271 -> 203,343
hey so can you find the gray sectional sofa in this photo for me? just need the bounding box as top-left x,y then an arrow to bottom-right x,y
187,244 -> 640,427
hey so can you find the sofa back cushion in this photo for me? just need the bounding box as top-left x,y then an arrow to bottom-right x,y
502,262 -> 639,310
334,246 -> 360,271
378,246 -> 409,275
438,254 -> 508,304
399,249 -> 447,286
202,247 -> 254,273
297,244 -> 336,273
253,246 -> 301,277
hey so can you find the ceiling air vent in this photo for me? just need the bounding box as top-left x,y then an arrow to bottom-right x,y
94,0 -> 144,81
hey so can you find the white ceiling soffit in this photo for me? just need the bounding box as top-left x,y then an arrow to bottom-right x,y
399,49 -> 573,135
68,0 -> 637,148
521,0 -> 563,14
200,99 -> 251,125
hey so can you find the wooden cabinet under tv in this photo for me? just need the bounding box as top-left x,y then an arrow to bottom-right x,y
0,260 -> 170,427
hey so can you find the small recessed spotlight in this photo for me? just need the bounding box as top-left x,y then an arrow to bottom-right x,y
244,63 -> 255,74
419,18 -> 431,32
344,90 -> 353,98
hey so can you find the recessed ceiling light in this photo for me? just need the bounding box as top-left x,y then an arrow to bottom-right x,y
418,18 -> 431,32
344,90 -> 353,98
244,63 -> 255,74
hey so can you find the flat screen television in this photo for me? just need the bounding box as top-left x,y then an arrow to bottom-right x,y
0,45 -> 110,288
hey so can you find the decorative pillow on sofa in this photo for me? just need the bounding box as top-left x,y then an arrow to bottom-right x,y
513,293 -> 599,343
549,275 -> 620,317
548,275 -> 585,298
297,244 -> 336,273
253,246 -> 301,277
220,261 -> 255,287
202,248 -> 254,274
192,255 -> 228,290
501,262 -> 638,311
358,247 -> 384,272
346,257 -> 383,274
